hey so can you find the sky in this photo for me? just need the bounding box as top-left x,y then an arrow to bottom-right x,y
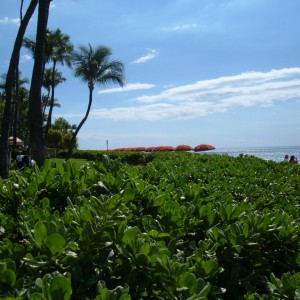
1,0 -> 300,150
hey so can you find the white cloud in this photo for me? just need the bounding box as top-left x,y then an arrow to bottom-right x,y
0,17 -> 20,25
135,68 -> 300,103
132,49 -> 158,64
162,23 -> 197,31
68,68 -> 300,122
90,101 -> 214,121
98,82 -> 156,94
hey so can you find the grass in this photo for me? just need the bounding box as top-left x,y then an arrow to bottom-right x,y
47,158 -> 88,169
9,157 -> 88,174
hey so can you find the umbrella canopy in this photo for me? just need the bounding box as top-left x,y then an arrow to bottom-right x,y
194,144 -> 215,152
8,136 -> 24,146
145,147 -> 155,152
152,146 -> 175,152
131,147 -> 146,152
175,144 -> 193,151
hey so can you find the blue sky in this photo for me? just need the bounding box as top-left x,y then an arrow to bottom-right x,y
1,0 -> 300,150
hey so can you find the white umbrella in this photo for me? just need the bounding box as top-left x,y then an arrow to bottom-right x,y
8,136 -> 24,146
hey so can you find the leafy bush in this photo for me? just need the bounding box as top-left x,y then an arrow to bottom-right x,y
0,153 -> 299,299
57,149 -> 154,165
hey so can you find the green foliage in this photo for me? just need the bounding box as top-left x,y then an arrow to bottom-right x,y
52,117 -> 77,133
0,153 -> 299,298
57,150 -> 154,165
47,129 -> 78,150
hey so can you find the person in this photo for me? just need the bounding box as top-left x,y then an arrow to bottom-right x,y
16,153 -> 25,170
289,155 -> 298,164
283,155 -> 289,162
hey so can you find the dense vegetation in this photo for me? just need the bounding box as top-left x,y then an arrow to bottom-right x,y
0,153 -> 299,299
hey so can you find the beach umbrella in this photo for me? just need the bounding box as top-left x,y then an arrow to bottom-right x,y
194,144 -> 215,152
8,136 -> 24,146
131,147 -> 146,152
113,147 -> 127,151
175,144 -> 193,151
152,146 -> 175,152
145,146 -> 155,152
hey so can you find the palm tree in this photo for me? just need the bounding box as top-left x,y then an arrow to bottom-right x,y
24,28 -> 73,146
66,44 -> 125,159
28,0 -> 52,167
0,0 -> 38,178
45,30 -> 73,143
12,74 -> 29,150
43,67 -> 66,144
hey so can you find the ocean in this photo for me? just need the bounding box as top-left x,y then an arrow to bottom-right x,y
202,146 -> 300,163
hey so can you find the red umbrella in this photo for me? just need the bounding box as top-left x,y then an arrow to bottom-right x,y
152,146 -> 175,152
129,147 -> 146,151
145,147 -> 155,152
175,144 -> 193,151
194,144 -> 215,152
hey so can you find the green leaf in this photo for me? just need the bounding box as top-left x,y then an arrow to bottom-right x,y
178,272 -> 197,295
43,234 -> 66,256
197,282 -> 211,298
122,182 -> 135,200
119,295 -> 131,300
0,269 -> 16,287
135,253 -> 150,266
29,292 -> 45,300
13,243 -> 26,259
202,259 -> 219,277
122,226 -> 141,243
49,276 -> 72,300
153,194 -> 166,206
34,221 -> 48,248
139,242 -> 150,255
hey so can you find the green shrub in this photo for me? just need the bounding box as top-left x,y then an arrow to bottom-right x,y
0,153 -> 299,298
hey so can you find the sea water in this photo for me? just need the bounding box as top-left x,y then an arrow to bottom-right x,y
202,146 -> 300,163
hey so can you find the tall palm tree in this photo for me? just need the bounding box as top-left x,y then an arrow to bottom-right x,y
12,74 -> 29,150
45,31 -> 73,143
66,44 -> 125,159
0,0 -> 38,178
24,28 -> 73,146
28,0 -> 52,167
43,67 -> 66,144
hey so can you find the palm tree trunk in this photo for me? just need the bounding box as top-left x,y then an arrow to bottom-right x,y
12,68 -> 20,152
28,0 -> 51,167
44,60 -> 56,146
66,86 -> 93,159
0,0 -> 38,178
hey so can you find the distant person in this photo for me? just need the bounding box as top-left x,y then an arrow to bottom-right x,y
283,155 -> 289,162
289,155 -> 298,164
16,153 -> 25,170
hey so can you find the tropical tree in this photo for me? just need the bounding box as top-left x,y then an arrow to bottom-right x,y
47,117 -> 77,150
24,28 -> 73,146
12,74 -> 29,149
44,29 -> 73,144
0,0 -> 38,178
28,0 -> 52,167
0,73 -> 30,145
41,68 -> 52,110
52,116 -> 77,133
67,44 -> 125,159
42,68 -> 65,135
43,67 -> 67,143
42,68 -> 64,112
